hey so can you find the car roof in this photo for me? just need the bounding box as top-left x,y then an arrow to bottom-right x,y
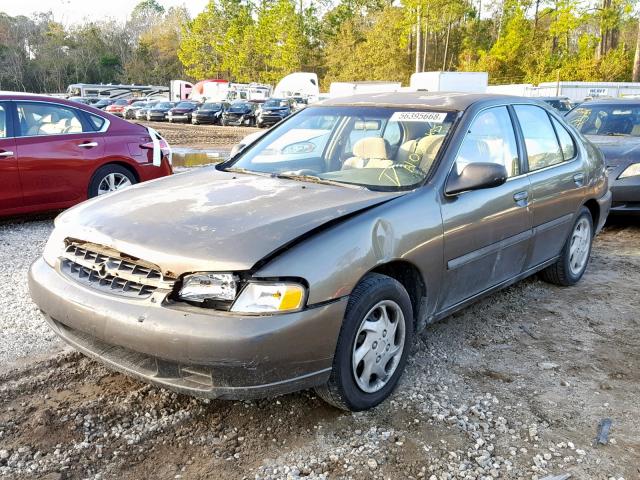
318,91 -> 538,111
577,98 -> 640,106
536,96 -> 571,101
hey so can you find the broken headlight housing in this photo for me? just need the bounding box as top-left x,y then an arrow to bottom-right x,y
178,273 -> 306,314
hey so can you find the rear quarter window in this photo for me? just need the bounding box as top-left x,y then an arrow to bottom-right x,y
88,114 -> 106,132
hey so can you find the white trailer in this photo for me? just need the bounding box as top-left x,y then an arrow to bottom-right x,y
531,82 -> 640,102
329,81 -> 402,98
274,72 -> 319,102
409,72 -> 488,93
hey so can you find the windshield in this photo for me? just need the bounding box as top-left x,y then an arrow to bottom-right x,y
264,99 -> 288,108
202,103 -> 222,110
566,104 -> 640,136
176,102 -> 195,108
132,101 -> 146,107
229,103 -> 251,112
225,106 -> 457,190
153,102 -> 173,109
113,99 -> 129,106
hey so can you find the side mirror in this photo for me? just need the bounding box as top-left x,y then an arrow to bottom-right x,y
445,162 -> 508,195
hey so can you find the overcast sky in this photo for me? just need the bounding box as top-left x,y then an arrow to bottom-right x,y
1,0 -> 210,24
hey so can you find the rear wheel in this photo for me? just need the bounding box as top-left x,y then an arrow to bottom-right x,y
315,273 -> 414,411
88,165 -> 137,198
540,207 -> 593,286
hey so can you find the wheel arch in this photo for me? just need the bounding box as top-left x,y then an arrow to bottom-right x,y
88,160 -> 140,197
582,198 -> 600,230
367,260 -> 428,332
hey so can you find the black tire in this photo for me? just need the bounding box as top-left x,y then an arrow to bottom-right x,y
88,164 -> 137,198
315,273 -> 414,411
540,207 -> 593,286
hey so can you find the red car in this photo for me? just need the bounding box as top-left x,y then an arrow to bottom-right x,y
104,98 -> 135,117
0,94 -> 172,217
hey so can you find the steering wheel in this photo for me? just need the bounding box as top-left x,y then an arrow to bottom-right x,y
386,162 -> 428,178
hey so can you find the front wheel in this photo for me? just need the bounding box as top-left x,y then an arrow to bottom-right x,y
88,165 -> 137,198
315,273 -> 414,411
540,207 -> 593,286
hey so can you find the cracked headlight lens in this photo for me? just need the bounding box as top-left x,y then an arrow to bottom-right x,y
179,273 -> 237,302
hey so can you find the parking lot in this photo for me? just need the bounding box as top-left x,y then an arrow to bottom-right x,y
0,121 -> 638,478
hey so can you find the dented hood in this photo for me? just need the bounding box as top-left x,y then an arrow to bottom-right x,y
56,167 -> 400,275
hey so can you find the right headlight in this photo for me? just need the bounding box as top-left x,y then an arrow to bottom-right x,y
618,163 -> 640,179
231,282 -> 306,314
42,228 -> 66,267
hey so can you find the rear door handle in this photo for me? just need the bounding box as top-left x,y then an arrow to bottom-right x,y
0,151 -> 14,158
77,142 -> 98,148
573,173 -> 585,186
513,191 -> 529,207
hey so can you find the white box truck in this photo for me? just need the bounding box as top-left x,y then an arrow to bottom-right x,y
410,72 -> 488,93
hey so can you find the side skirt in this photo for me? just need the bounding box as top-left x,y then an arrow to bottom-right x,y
427,256 -> 560,325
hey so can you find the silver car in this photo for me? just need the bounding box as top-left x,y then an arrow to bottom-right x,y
30,93 -> 611,411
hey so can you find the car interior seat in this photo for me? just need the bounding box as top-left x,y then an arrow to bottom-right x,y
342,137 -> 393,169
396,134 -> 445,172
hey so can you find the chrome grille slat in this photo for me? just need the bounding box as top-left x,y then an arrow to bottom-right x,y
60,241 -> 175,299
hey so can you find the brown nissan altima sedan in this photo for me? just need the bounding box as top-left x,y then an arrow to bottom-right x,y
30,93 -> 611,411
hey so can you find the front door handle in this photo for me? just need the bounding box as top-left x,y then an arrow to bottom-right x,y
513,191 -> 529,207
573,173 -> 585,187
0,151 -> 14,158
77,142 -> 98,148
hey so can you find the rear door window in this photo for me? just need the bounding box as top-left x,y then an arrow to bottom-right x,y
0,104 -> 8,138
514,105 -> 563,171
551,117 -> 576,161
16,102 -> 88,136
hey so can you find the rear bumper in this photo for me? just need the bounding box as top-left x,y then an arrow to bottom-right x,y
28,258 -> 346,399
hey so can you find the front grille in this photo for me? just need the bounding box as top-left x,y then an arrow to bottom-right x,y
60,241 -> 175,298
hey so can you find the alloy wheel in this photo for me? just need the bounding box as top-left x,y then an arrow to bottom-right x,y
568,217 -> 591,275
97,173 -> 132,195
351,300 -> 406,393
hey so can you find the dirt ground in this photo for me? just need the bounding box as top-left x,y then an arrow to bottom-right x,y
0,219 -> 638,479
138,120 -> 260,148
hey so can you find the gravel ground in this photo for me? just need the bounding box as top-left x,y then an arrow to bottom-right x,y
138,120 -> 260,147
0,216 -> 61,367
0,217 -> 638,479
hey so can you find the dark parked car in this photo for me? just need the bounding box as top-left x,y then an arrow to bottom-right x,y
93,98 -> 116,110
566,98 -> 640,214
29,93 -> 610,411
167,101 -> 200,123
222,101 -> 258,126
537,96 -> 573,114
0,93 -> 172,217
147,101 -> 175,122
256,98 -> 294,128
104,98 -> 135,117
192,101 -> 229,125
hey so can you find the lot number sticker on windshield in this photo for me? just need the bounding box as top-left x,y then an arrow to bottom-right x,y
390,111 -> 447,123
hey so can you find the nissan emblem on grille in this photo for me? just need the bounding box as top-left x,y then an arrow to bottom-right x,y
60,241 -> 175,298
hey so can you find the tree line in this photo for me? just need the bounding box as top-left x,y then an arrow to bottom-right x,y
1,0 -> 639,93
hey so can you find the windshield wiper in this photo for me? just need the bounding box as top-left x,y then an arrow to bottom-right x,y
273,173 -> 361,188
223,167 -> 270,177
604,132 -> 631,136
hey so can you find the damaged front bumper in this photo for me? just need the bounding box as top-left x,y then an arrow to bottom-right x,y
29,257 -> 347,399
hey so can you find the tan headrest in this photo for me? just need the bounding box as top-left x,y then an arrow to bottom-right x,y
416,135 -> 444,155
352,137 -> 388,159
